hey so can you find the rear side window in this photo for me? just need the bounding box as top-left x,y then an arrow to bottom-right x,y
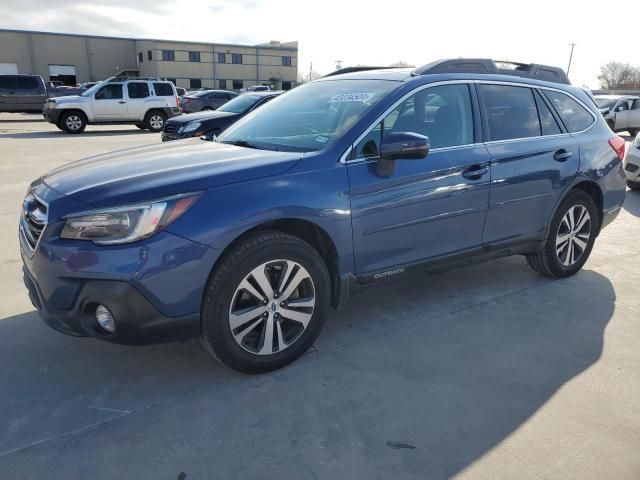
153,83 -> 174,96
543,90 -> 594,133
127,82 -> 150,99
534,90 -> 562,135
0,76 -> 18,89
479,84 -> 540,141
17,77 -> 39,89
95,84 -> 123,100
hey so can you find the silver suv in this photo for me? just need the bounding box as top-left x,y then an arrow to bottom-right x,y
43,77 -> 181,133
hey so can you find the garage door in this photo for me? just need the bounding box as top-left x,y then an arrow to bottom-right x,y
0,63 -> 18,75
48,65 -> 77,85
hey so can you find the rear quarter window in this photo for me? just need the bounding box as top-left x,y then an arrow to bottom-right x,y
153,83 -> 174,96
0,76 -> 18,90
543,90 -> 595,133
17,77 -> 39,90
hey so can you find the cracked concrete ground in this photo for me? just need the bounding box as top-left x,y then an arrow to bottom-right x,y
1,113 -> 639,479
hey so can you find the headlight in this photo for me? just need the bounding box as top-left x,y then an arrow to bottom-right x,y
182,122 -> 201,133
60,193 -> 200,245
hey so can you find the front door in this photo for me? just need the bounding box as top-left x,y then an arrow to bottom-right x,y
348,83 -> 491,276
91,83 -> 127,120
478,84 -> 581,244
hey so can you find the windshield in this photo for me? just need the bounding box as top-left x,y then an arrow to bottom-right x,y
218,79 -> 399,152
219,94 -> 264,113
595,97 -> 618,109
80,82 -> 103,97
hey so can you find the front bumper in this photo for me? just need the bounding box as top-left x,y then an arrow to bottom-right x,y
624,148 -> 640,183
43,108 -> 62,125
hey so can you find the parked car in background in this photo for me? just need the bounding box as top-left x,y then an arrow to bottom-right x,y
162,91 -> 283,141
176,87 -> 187,97
595,94 -> 640,136
181,89 -> 238,113
42,77 -> 181,133
0,74 -> 47,112
246,85 -> 271,92
623,132 -> 640,190
20,58 -> 626,373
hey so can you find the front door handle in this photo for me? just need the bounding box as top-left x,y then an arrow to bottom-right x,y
118,101 -> 126,104
462,163 -> 489,180
553,149 -> 573,162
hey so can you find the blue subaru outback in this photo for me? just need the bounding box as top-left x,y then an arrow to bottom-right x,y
20,59 -> 626,373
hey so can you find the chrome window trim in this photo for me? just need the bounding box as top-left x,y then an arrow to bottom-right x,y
340,79 -> 598,164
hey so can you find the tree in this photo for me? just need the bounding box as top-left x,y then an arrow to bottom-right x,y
598,62 -> 640,89
297,70 -> 322,83
388,61 -> 415,68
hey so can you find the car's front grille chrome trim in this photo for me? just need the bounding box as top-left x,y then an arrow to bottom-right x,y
20,191 -> 48,255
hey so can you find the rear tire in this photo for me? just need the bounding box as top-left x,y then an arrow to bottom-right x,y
526,190 -> 598,278
143,111 -> 166,132
200,231 -> 330,373
628,129 -> 639,137
627,180 -> 640,191
60,111 -> 86,134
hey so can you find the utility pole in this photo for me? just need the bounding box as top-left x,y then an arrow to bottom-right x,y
309,62 -> 312,83
567,43 -> 576,76
335,60 -> 343,70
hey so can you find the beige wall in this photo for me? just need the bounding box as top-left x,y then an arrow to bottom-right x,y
0,30 -> 298,88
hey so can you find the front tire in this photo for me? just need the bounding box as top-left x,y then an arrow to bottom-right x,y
526,190 -> 598,278
201,231 -> 330,373
143,111 -> 167,132
628,129 -> 639,137
60,111 -> 86,133
628,180 -> 640,191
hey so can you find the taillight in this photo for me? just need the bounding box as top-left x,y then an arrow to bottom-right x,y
183,98 -> 191,104
608,136 -> 625,161
175,95 -> 179,108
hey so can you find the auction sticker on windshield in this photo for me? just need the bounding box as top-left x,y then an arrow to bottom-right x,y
330,93 -> 376,103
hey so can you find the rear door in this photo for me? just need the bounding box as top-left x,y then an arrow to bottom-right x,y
627,98 -> 640,131
92,83 -> 127,120
479,83 -> 582,244
348,82 -> 492,275
125,82 -> 151,120
0,76 -> 18,111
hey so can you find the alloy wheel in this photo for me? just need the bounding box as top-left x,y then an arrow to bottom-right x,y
150,115 -> 164,130
228,259 -> 315,355
555,204 -> 591,266
65,115 -> 82,131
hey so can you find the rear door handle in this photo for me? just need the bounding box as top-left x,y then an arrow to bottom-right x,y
462,163 -> 490,180
118,101 -> 126,104
553,149 -> 572,162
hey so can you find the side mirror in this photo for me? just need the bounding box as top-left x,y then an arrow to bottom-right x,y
375,132 -> 429,176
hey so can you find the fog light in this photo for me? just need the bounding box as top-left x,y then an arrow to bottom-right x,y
95,305 -> 115,333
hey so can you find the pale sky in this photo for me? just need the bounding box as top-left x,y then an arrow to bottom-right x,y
1,0 -> 636,88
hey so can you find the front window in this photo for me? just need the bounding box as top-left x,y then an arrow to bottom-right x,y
595,97 -> 618,109
95,84 -> 123,100
218,79 -> 399,152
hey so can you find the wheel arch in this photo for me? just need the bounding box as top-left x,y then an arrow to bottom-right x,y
547,179 -> 604,239
209,218 -> 346,310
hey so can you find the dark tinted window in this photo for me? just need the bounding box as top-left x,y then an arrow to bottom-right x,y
211,91 -> 227,99
17,77 -> 39,90
282,81 -> 292,90
95,84 -> 123,100
217,53 -> 226,63
354,83 -> 474,158
147,50 -> 152,61
479,84 -> 540,141
138,52 -> 143,63
534,90 -> 562,135
232,79 -> 243,90
218,79 -> 227,89
153,82 -> 174,96
282,56 -> 292,67
190,78 -> 202,89
544,90 -> 594,133
127,82 -> 150,99
189,51 -> 200,62
162,50 -> 175,61
232,53 -> 242,64
0,76 -> 18,89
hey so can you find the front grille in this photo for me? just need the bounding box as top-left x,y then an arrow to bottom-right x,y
625,163 -> 639,173
163,122 -> 178,135
20,192 -> 48,252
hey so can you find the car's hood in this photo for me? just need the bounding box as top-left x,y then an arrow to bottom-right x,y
43,139 -> 303,208
50,94 -> 83,103
168,110 -> 238,125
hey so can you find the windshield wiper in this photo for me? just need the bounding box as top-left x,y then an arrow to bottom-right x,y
220,139 -> 262,149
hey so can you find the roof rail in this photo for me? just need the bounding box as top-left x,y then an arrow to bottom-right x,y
323,66 -> 400,77
105,76 -> 170,82
411,58 -> 570,85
